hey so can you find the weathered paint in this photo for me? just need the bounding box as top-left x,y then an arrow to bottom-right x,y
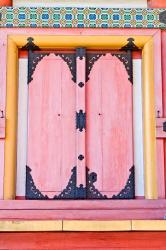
27,53 -> 76,197
86,53 -> 133,197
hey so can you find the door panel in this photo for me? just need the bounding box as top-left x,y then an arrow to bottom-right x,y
27,53 -> 76,198
86,53 -> 133,198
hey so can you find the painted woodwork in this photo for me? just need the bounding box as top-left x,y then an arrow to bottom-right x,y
27,52 -> 76,199
1,29 -> 161,202
1,232 -> 166,249
86,52 -> 133,198
0,0 -> 12,6
148,0 -> 166,8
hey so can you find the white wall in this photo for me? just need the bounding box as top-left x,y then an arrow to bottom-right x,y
13,0 -> 147,8
16,59 -> 28,197
133,60 -> 144,197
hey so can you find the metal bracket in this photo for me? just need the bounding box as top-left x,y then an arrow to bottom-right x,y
121,38 -> 139,51
21,37 -> 40,51
76,48 -> 86,60
76,110 -> 86,132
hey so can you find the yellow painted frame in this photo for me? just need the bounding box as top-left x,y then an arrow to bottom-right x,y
0,220 -> 166,232
4,34 -> 157,200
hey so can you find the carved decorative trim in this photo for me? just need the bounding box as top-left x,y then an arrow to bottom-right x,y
159,10 -> 166,25
112,166 -> 135,199
26,166 -> 49,200
26,166 -> 135,200
112,53 -> 133,83
76,110 -> 86,132
86,53 -> 105,82
28,52 -> 76,84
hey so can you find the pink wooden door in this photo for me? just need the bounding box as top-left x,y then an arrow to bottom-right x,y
25,47 -> 134,200
26,51 -> 77,199
86,51 -> 134,199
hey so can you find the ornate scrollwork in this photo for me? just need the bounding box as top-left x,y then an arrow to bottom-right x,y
112,53 -> 132,83
86,53 -> 105,82
26,166 -> 135,200
28,52 -> 76,84
26,166 -> 49,200
112,166 -> 135,199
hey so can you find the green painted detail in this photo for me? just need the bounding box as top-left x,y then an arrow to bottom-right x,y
0,7 -> 166,29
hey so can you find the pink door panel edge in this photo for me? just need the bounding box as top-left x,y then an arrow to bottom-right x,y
86,53 -> 133,197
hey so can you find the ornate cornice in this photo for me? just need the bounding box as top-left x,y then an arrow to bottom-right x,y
0,7 -> 166,29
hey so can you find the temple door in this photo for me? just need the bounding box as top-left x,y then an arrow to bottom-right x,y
26,47 -> 134,200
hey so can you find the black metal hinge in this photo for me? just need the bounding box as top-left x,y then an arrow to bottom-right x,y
76,47 -> 86,60
163,121 -> 166,132
76,110 -> 86,132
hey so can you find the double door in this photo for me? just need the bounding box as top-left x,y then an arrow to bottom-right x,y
26,48 -> 134,199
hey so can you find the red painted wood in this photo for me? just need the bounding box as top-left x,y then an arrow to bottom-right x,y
76,52 -> 86,187
27,53 -> 76,198
1,232 -> 166,249
0,0 -> 12,6
148,0 -> 166,8
86,53 -> 133,197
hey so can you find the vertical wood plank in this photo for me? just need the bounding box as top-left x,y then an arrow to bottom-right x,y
142,39 -> 157,199
0,33 -> 7,199
76,49 -> 86,188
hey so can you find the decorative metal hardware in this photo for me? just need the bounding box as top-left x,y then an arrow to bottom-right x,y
163,122 -> 166,132
112,166 -> 135,199
21,37 -> 40,51
0,110 -> 4,118
86,53 -> 105,82
78,155 -> 84,161
78,82 -> 84,88
159,10 -> 166,25
26,166 -> 49,200
27,52 -> 76,84
112,53 -> 133,83
86,168 -> 107,199
26,165 -> 135,200
76,110 -> 86,132
76,47 -> 86,60
121,38 -> 139,52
